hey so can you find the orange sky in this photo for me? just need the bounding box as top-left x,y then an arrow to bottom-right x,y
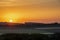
0,0 -> 60,23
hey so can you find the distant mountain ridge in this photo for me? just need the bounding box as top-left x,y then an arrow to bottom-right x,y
0,22 -> 60,27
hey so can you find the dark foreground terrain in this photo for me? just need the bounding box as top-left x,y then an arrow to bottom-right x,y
0,22 -> 60,40
0,33 -> 60,40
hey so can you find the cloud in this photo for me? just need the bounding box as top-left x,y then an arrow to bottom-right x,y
0,0 -> 16,6
0,0 -> 60,6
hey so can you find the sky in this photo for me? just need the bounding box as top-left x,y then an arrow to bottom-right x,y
0,0 -> 60,23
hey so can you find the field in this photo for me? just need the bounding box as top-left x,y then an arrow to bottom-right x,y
0,26 -> 60,34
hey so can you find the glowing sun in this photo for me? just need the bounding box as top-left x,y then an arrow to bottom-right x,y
9,19 -> 13,22
3,13 -> 22,23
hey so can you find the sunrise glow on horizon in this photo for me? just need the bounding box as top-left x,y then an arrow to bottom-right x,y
0,0 -> 60,23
